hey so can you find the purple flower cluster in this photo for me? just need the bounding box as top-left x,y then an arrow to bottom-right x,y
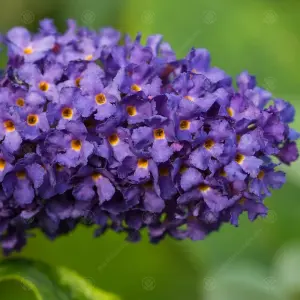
0,19 -> 298,254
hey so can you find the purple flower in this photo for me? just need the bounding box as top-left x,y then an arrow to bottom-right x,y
2,154 -> 46,205
40,122 -> 93,168
6,27 -> 55,62
47,87 -> 82,129
132,116 -> 175,163
17,62 -> 63,102
0,19 -> 298,254
0,110 -> 22,153
72,166 -> 115,204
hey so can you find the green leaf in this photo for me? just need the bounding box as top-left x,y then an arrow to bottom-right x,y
202,263 -> 278,300
0,259 -> 119,300
272,242 -> 300,299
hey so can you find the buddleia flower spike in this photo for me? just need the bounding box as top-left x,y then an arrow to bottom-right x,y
0,19 -> 298,254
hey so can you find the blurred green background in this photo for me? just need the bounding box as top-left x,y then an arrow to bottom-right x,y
0,0 -> 300,299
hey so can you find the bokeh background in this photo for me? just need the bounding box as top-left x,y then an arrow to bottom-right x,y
0,0 -> 300,299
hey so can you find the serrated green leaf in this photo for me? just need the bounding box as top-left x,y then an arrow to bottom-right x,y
0,259 -> 119,300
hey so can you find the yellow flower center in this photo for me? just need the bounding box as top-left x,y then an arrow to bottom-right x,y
0,159 -> 6,171
204,139 -> 215,150
75,77 -> 81,87
159,167 -> 169,176
153,128 -> 165,140
85,54 -> 93,61
95,93 -> 106,105
56,164 -> 64,172
179,120 -> 191,130
16,97 -> 25,107
108,134 -> 119,146
3,120 -> 15,132
137,158 -> 148,169
39,81 -> 50,92
27,114 -> 39,126
143,181 -> 153,189
257,170 -> 265,179
235,153 -> 245,164
23,46 -> 33,55
126,106 -> 137,116
220,169 -> 227,177
239,197 -> 246,205
180,165 -> 188,174
199,184 -> 211,192
92,173 -> 102,181
61,107 -> 73,119
227,107 -> 234,117
16,171 -> 26,179
247,123 -> 256,130
71,140 -> 82,151
131,84 -> 142,92
184,95 -> 194,102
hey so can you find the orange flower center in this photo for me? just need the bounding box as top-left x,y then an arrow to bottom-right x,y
16,171 -> 26,179
257,170 -> 265,179
184,95 -> 194,101
0,159 -> 6,171
95,93 -> 106,105
92,173 -> 102,181
235,153 -> 245,164
153,128 -> 165,140
199,184 -> 210,192
16,98 -> 25,107
126,106 -> 137,116
179,120 -> 190,130
108,134 -> 119,146
71,140 -> 82,151
61,107 -> 73,119
27,114 -> 39,126
3,120 -> 15,132
23,46 -> 33,55
75,77 -> 81,87
204,139 -> 215,150
227,107 -> 234,117
85,54 -> 93,61
131,84 -> 142,92
39,81 -> 49,92
220,169 -> 227,177
137,159 -> 148,169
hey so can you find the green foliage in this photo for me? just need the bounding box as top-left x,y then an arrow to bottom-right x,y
203,243 -> 300,300
0,259 -> 119,300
